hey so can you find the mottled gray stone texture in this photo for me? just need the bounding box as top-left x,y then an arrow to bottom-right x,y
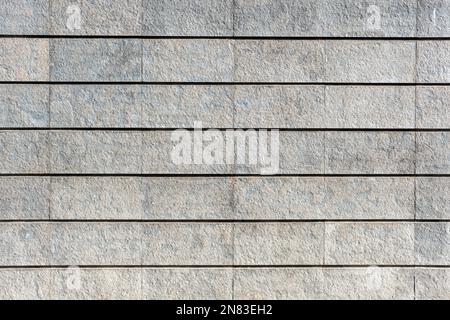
143,39 -> 233,82
417,0 -> 450,37
0,0 -> 48,35
235,0 -> 417,37
416,178 -> 450,220
325,132 -> 415,174
0,39 -> 49,81
2,0 -> 450,301
415,223 -> 450,265
325,223 -> 415,265
417,41 -> 450,83
234,268 -> 414,299
50,0 -> 142,35
417,132 -> 450,174
417,86 -> 450,128
50,39 -> 141,81
143,0 -> 233,36
0,84 -> 49,127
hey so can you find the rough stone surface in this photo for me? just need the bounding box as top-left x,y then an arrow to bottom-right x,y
417,0 -> 450,37
234,85 -> 325,128
417,41 -> 450,83
416,132 -> 450,174
326,41 -> 416,82
234,268 -> 324,299
0,223 -> 51,265
234,223 -> 324,265
415,223 -> 450,265
50,39 -> 141,81
234,268 -> 414,299
51,268 -> 142,299
49,85 -> 141,128
235,0 -> 417,37
237,131 -> 324,174
0,0 -> 49,34
234,40 -> 325,82
416,178 -> 450,220
50,223 -> 142,265
234,177 -> 414,220
0,84 -> 49,127
143,0 -> 233,36
0,38 -> 49,81
50,0 -> 142,35
0,177 -> 50,220
49,131 -> 142,174
140,178 -> 234,220
50,177 -> 144,220
416,86 -> 450,128
415,268 -> 450,300
325,132 -> 415,174
142,268 -> 232,299
142,131 -> 234,174
324,86 -> 415,128
322,268 -> 414,299
142,85 -> 234,128
141,223 -> 233,265
325,223 -> 415,265
0,269 -> 52,299
0,131 -> 49,174
143,39 -> 233,82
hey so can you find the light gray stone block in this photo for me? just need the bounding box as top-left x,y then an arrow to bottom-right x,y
416,132 -> 450,174
50,0 -> 142,35
51,268 -> 142,299
234,85 -> 325,128
234,223 -> 324,265
417,41 -> 450,83
143,39 -> 233,82
234,268 -> 324,299
321,0 -> 417,37
0,0 -> 49,34
143,0 -> 233,36
141,223 -> 233,265
142,85 -> 234,128
50,223 -> 142,265
415,223 -> 450,265
415,268 -> 450,300
326,41 -> 416,82
322,268 -> 414,299
0,131 -> 49,174
142,268 -> 232,299
416,178 -> 450,220
0,38 -> 49,81
417,0 -> 450,37
234,0 -> 417,37
234,177 -> 414,220
49,85 -> 141,128
236,131 -> 324,174
0,84 -> 49,127
325,132 -> 415,174
416,86 -> 450,128
0,223 -> 51,265
325,223 -> 415,265
0,177 -> 50,220
49,131 -> 142,174
141,178 -> 233,220
234,40 -> 325,82
142,131 -> 234,174
324,86 -> 415,128
50,177 -> 144,220
50,39 -> 141,81
0,269 -> 52,299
